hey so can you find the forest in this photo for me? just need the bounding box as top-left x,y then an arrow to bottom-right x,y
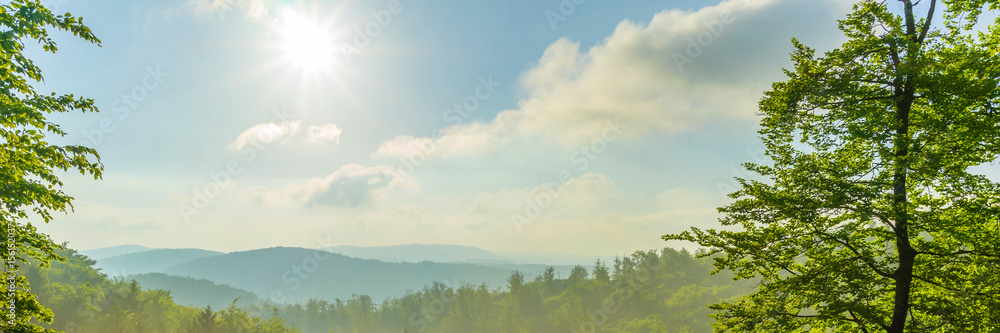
22,246 -> 297,333
25,246 -> 754,332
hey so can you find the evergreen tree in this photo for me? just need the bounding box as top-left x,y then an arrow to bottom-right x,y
187,306 -> 218,333
592,260 -> 611,284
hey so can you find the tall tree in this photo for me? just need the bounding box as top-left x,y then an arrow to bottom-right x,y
666,0 -> 1000,332
187,306 -> 218,333
592,259 -> 611,284
1,0 -> 102,331
567,266 -> 588,287
501,271 -> 528,332
346,294 -> 374,333
100,280 -> 150,333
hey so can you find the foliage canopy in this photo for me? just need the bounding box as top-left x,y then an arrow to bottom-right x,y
2,0 -> 102,331
666,0 -> 1000,332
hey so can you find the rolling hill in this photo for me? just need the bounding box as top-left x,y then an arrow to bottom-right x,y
79,244 -> 155,260
128,272 -> 261,309
84,244 -> 606,305
96,248 -> 223,276
163,247 -> 527,303
495,250 -> 620,266
322,244 -> 510,263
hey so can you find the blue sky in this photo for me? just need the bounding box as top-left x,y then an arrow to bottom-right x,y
31,0 -> 860,255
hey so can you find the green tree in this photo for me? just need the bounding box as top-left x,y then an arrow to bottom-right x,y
346,294 -> 374,333
501,271 -> 528,332
1,0 -> 102,331
258,307 -> 299,333
592,260 -> 611,284
567,266 -> 588,287
98,280 -> 149,333
541,266 -> 555,284
218,300 -> 253,333
546,292 -> 587,331
665,0 -> 1000,332
187,306 -> 218,333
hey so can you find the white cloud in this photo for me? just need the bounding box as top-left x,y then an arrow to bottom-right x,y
371,122 -> 510,159
373,136 -> 434,159
374,0 -> 848,160
306,124 -> 343,144
242,164 -> 413,207
228,121 -> 300,151
186,0 -> 269,19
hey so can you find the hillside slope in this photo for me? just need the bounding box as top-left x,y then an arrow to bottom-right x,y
323,244 -> 509,263
164,247 -> 526,303
128,272 -> 261,309
96,248 -> 224,276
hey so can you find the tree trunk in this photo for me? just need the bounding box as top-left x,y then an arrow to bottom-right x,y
887,76 -> 916,333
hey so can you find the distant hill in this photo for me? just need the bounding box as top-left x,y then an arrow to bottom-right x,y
128,273 -> 260,309
475,263 -> 580,279
164,247 -> 526,303
80,244 -> 155,260
495,251 -> 619,266
85,244 -> 617,305
322,244 -> 509,263
96,248 -> 224,276
323,245 -> 599,277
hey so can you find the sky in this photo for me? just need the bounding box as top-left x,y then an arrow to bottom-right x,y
28,0 -> 863,255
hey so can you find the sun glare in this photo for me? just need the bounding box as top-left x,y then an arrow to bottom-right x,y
277,9 -> 337,74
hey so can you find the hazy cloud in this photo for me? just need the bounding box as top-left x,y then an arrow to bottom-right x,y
243,164 -> 411,207
306,123 -> 343,144
374,0 -> 848,160
186,0 -> 269,19
229,121 -> 301,151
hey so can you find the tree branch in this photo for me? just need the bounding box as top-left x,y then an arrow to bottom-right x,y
813,230 -> 895,279
902,0 -> 916,36
912,274 -> 998,298
917,0 -> 936,44
848,310 -> 872,333
915,249 -> 1000,259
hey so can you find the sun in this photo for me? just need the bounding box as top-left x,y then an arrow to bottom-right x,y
276,9 -> 337,74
